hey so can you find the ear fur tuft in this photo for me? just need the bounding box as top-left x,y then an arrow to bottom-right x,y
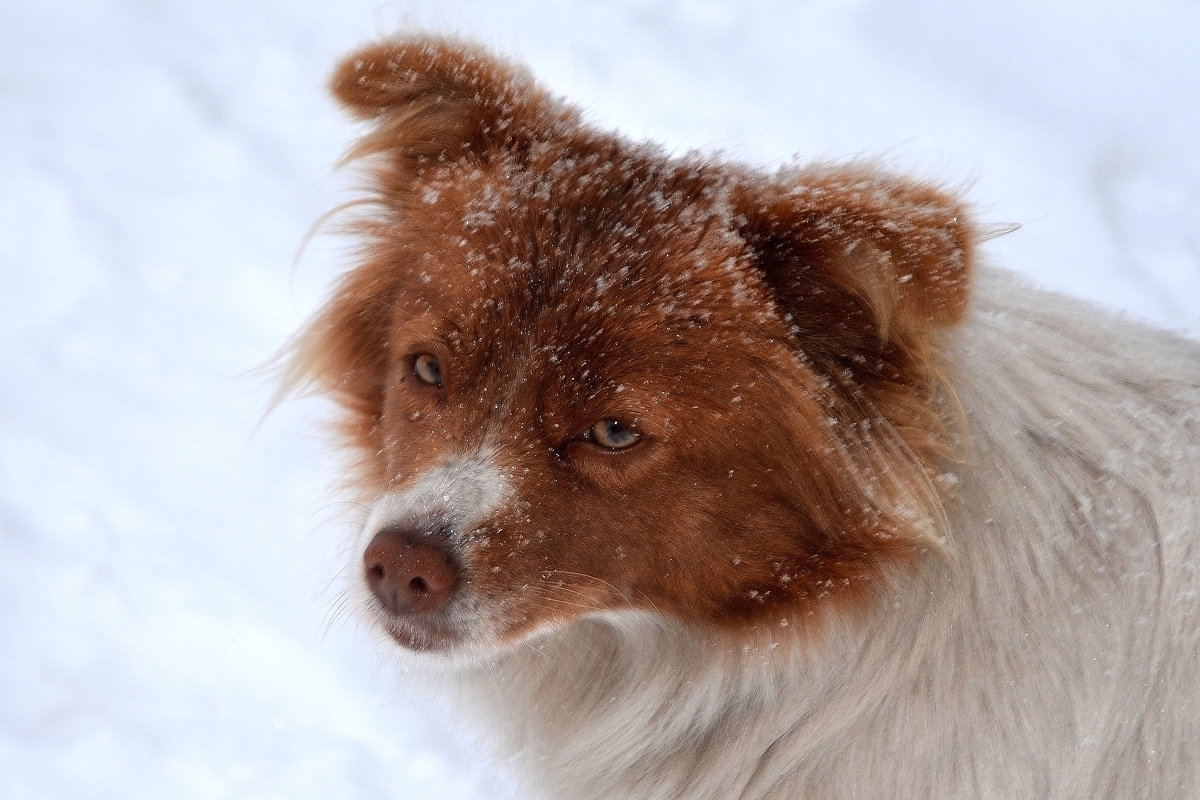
738,163 -> 975,374
329,35 -> 576,183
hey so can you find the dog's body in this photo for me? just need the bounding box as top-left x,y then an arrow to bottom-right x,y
291,36 -> 1200,799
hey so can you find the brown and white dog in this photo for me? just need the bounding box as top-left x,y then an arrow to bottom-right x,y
287,34 -> 1200,800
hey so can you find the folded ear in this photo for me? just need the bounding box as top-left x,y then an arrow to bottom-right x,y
330,35 -> 576,185
736,164 -> 975,389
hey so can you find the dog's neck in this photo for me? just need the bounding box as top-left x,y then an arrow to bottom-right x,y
456,592 -> 935,799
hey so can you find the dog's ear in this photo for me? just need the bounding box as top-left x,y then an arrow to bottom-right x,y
736,165 -> 975,390
330,35 -> 574,186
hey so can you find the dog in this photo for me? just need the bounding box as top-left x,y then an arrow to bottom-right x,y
286,34 -> 1200,799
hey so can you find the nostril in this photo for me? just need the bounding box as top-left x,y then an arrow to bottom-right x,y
362,527 -> 458,615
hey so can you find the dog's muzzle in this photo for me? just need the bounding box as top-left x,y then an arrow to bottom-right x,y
363,524 -> 459,615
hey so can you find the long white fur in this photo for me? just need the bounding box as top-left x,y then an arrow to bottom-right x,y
401,268 -> 1200,799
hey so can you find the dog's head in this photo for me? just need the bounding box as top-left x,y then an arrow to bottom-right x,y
293,36 -> 974,657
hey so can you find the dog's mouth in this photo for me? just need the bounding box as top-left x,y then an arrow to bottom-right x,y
380,613 -> 463,653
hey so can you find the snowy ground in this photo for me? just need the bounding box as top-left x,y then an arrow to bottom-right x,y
2,1 -> 1197,798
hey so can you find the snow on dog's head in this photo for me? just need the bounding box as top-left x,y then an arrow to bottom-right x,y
291,35 -> 976,657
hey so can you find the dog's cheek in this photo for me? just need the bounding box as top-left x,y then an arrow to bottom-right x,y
457,523 -> 584,637
464,495 -> 634,621
569,452 -> 825,626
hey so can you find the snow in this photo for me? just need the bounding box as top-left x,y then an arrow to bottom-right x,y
1,1 -> 1196,797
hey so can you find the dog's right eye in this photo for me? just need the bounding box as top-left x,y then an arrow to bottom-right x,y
586,419 -> 642,451
412,354 -> 443,388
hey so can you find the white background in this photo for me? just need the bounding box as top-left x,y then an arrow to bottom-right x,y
3,1 -> 1198,797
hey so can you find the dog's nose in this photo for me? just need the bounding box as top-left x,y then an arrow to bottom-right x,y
363,526 -> 458,615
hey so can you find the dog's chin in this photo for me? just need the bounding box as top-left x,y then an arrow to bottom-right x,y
377,609 -> 589,667
377,615 -> 521,666
382,621 -> 461,654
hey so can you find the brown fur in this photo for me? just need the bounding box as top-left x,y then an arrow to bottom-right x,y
292,34 -> 974,638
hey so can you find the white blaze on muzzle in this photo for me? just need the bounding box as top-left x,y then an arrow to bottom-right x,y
362,451 -> 512,546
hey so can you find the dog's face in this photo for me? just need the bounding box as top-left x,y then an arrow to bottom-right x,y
296,37 -> 975,658
347,155 -> 844,654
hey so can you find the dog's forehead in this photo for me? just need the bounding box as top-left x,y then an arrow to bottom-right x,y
444,154 -> 769,330
391,152 -> 791,409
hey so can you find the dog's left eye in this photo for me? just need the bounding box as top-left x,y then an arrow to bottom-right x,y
586,419 -> 641,451
412,354 -> 443,388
